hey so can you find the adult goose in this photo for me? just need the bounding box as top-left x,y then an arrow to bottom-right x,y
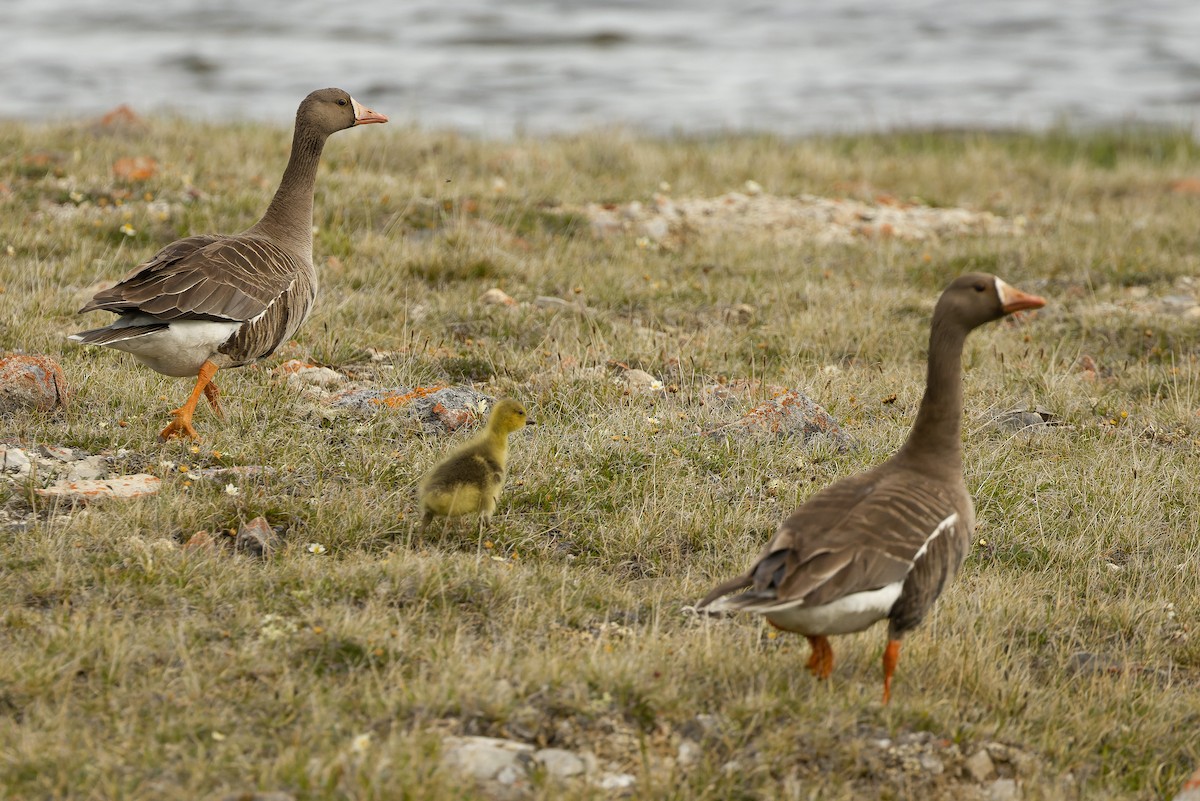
696,273 -> 1045,703
70,88 -> 387,440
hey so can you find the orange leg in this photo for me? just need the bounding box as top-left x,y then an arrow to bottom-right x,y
805,635 -> 834,679
882,639 -> 902,705
159,360 -> 220,441
202,380 -> 224,418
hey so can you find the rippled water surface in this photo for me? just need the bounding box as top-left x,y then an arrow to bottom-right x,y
4,0 -> 1199,134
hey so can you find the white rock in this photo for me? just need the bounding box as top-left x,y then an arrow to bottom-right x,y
34,474 -> 160,501
67,455 -> 107,482
286,366 -> 344,388
639,216 -> 671,242
480,288 -> 517,306
918,753 -> 944,775
597,773 -> 636,790
986,778 -> 1020,801
0,446 -> 31,476
534,748 -> 586,779
965,749 -> 997,782
676,740 -> 701,767
441,736 -> 533,782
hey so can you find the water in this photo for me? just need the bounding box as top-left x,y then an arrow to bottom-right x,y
3,0 -> 1199,136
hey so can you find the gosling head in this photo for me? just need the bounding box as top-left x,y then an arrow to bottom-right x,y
486,398 -> 532,436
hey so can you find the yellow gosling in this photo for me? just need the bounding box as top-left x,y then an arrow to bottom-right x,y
418,398 -> 532,534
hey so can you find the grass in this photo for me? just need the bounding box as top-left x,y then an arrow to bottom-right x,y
1,114 -> 1200,799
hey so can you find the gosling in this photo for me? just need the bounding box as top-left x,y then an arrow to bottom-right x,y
418,398 -> 532,533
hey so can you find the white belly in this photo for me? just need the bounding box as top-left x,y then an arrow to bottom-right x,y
107,319 -> 242,377
764,581 -> 903,636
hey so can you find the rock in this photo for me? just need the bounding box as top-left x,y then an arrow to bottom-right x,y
534,748 -> 586,779
67,455 -> 107,482
480,288 -> 517,306
986,778 -> 1019,801
621,368 -> 663,394
596,773 -> 636,790
285,366 -> 345,389
989,405 -> 1059,433
1174,766 -> 1200,801
676,740 -> 701,767
534,296 -> 585,313
965,748 -> 997,782
704,389 -> 854,451
918,753 -> 944,775
0,446 -> 31,477
328,385 -> 493,434
235,517 -> 281,558
182,531 -> 216,552
0,354 -> 68,413
35,474 -> 160,502
440,735 -> 534,782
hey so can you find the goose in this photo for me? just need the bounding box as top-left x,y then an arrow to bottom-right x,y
70,88 -> 387,440
419,398 -> 532,534
696,273 -> 1046,703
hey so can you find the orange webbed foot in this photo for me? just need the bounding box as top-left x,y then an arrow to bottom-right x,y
159,409 -> 200,441
882,639 -> 902,705
805,635 -> 834,680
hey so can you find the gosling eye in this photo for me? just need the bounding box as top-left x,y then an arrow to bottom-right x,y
973,283 -> 986,292
336,98 -> 348,106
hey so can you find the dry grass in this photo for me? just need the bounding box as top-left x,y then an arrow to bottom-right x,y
1,114 -> 1200,800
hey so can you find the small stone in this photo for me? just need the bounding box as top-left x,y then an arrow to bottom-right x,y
622,368 -> 663,393
235,517 -> 281,558
597,773 -> 636,790
676,740 -> 701,767
0,354 -> 69,413
67,455 -> 107,482
285,366 -> 344,388
39,445 -> 76,462
480,288 -> 517,306
918,753 -> 944,775
965,748 -> 997,782
534,748 -> 586,779
441,735 -> 534,782
704,388 -> 854,451
0,446 -> 31,476
183,531 -> 216,552
986,778 -> 1020,801
35,473 -> 160,502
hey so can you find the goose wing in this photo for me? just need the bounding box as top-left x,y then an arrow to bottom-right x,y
79,235 -> 304,323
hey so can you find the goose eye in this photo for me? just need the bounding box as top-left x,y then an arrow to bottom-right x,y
337,98 -> 348,106
973,283 -> 986,292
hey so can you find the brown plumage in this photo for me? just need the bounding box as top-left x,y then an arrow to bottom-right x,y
70,88 -> 387,440
419,399 -> 532,535
697,273 -> 1046,703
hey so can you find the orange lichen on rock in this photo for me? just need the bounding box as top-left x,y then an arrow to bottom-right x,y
0,353 -> 69,412
113,156 -> 159,182
372,385 -> 448,408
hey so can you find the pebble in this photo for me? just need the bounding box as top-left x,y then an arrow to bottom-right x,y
0,354 -> 69,413
1174,766 -> 1200,801
704,388 -> 854,451
676,740 -> 701,767
235,517 -> 281,558
597,773 -> 636,790
986,778 -> 1020,801
0,446 -> 31,476
534,748 -> 587,779
480,287 -> 517,306
285,366 -> 345,389
35,474 -> 160,501
965,748 -> 997,782
440,735 -> 534,782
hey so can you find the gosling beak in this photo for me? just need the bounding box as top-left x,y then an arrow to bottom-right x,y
350,96 -> 388,125
996,278 -> 1046,314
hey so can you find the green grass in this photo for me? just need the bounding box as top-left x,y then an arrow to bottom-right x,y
2,115 -> 1200,799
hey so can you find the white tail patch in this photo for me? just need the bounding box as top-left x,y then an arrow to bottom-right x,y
910,512 -> 958,568
763,582 -> 904,636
